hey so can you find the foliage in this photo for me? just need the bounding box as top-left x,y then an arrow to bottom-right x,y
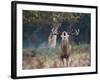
23,10 -> 81,25
23,10 -> 91,48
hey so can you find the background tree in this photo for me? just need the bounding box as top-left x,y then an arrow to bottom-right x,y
23,10 -> 90,48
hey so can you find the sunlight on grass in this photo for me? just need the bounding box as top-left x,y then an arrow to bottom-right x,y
23,44 -> 90,69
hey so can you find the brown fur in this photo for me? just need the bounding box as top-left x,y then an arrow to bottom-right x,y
48,33 -> 57,48
60,32 -> 72,67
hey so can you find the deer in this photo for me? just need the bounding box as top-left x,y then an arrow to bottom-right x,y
60,31 -> 72,67
48,32 -> 57,48
48,23 -> 61,48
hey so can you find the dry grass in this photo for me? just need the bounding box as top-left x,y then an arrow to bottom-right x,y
22,44 -> 91,69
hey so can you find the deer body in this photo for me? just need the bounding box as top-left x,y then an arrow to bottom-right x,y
48,23 -> 60,48
60,31 -> 72,67
48,33 -> 57,48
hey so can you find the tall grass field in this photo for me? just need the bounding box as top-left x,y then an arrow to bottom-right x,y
22,44 -> 90,69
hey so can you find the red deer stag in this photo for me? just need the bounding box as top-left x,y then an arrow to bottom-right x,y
60,31 -> 72,67
48,32 -> 57,48
48,23 -> 61,48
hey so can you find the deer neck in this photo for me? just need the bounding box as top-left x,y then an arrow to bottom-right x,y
62,39 -> 70,48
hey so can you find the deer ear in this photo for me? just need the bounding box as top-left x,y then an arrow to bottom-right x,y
66,34 -> 69,38
66,33 -> 70,38
68,35 -> 70,38
60,35 -> 63,38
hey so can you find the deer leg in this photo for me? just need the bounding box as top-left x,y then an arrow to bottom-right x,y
60,57 -> 64,67
66,58 -> 68,67
64,58 -> 66,67
67,56 -> 71,67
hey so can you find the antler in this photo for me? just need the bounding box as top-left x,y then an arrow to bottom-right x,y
51,23 -> 61,35
75,29 -> 80,36
68,28 -> 80,36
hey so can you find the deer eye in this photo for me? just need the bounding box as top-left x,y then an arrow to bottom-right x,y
64,33 -> 66,36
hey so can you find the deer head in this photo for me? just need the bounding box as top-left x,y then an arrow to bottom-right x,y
61,31 -> 70,41
51,23 -> 61,35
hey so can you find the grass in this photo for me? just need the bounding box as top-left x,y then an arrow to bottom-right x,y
22,44 -> 91,69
